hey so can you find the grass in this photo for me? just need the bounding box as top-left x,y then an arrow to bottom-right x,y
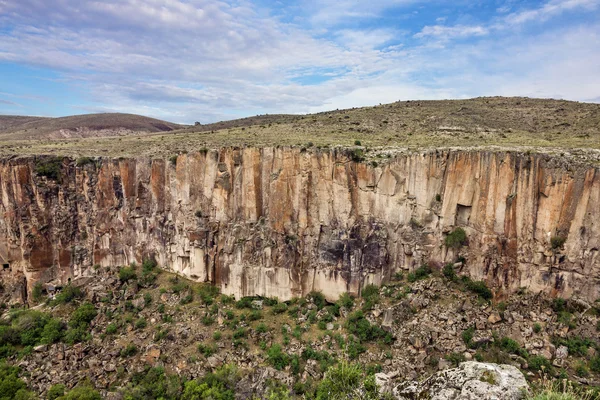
1,97 -> 599,158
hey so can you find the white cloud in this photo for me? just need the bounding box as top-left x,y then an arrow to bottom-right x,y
503,0 -> 599,25
0,0 -> 598,123
414,25 -> 489,39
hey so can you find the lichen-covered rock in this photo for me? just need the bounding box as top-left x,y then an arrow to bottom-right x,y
393,362 -> 530,400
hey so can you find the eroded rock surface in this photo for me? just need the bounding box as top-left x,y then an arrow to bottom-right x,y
0,148 -> 598,301
393,362 -> 530,400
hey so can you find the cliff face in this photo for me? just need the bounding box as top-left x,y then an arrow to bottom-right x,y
0,148 -> 598,302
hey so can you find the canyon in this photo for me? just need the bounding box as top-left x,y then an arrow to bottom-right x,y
1,147 -> 598,303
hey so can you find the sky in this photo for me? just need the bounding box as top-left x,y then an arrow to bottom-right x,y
0,0 -> 599,124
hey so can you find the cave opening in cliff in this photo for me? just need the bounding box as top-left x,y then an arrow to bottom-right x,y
2,263 -> 8,270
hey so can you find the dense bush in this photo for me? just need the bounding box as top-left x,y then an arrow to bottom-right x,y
444,228 -> 467,249
337,293 -> 354,309
34,157 -> 63,181
346,311 -> 393,344
197,284 -> 220,306
0,363 -> 35,400
316,362 -> 381,400
407,264 -> 432,283
75,157 -> 95,167
65,303 -> 96,345
124,366 -> 183,399
443,263 -> 457,281
529,355 -> 553,372
0,310 -> 65,356
182,365 -> 237,400
461,276 -> 493,300
47,383 -> 66,399
53,285 -> 83,304
267,344 -> 289,370
119,266 -> 137,283
551,235 -> 567,249
59,386 -> 102,400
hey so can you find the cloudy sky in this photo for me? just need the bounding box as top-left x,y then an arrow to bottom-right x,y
0,0 -> 599,123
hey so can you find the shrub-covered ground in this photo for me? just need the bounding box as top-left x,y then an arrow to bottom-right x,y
1,259 -> 599,399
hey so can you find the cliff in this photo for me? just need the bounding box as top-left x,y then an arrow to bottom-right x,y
0,148 -> 598,302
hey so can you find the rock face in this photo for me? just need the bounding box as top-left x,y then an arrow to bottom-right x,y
393,361 -> 530,400
0,148 -> 599,301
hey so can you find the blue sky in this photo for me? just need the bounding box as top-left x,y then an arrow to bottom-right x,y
0,0 -> 599,124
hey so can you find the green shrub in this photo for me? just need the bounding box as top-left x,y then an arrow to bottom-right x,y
180,293 -> 194,305
47,383 -> 66,399
445,352 -> 466,367
552,298 -> 567,312
346,310 -> 392,344
34,157 -> 63,181
213,331 -> 222,341
76,157 -> 95,167
135,318 -> 147,330
308,291 -> 327,310
444,228 -> 467,249
267,344 -> 289,370
119,266 -> 137,283
235,297 -> 253,309
529,355 -> 553,372
233,328 -> 247,340
106,323 -> 118,335
407,264 -> 432,282
346,338 -> 366,360
197,343 -> 218,357
462,277 -> 493,300
256,323 -> 268,334
69,303 -> 97,329
461,327 -> 475,348
272,303 -> 288,314
197,284 -> 220,305
552,336 -> 593,357
120,344 -> 138,357
41,318 -> 65,344
248,310 -> 262,321
533,323 -> 542,333
551,236 -> 566,249
443,264 -> 457,281
349,148 -> 364,162
182,365 -> 237,400
31,282 -> 44,303
59,386 -> 102,400
589,355 -> 600,373
123,366 -> 183,400
0,363 -> 35,400
337,293 -> 354,309
354,140 -> 362,146
316,361 -> 381,400
53,285 -> 83,304
557,311 -> 576,329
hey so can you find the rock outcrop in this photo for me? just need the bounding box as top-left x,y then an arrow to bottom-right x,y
0,148 -> 598,301
393,361 -> 530,400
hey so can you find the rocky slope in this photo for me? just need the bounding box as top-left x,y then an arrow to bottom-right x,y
0,148 -> 598,303
3,265 -> 599,398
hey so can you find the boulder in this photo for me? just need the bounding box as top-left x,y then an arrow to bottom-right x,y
393,361 -> 529,400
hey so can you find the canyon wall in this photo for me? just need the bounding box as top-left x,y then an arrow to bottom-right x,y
0,148 -> 598,302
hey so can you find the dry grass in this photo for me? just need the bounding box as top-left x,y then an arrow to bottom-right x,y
0,97 -> 598,158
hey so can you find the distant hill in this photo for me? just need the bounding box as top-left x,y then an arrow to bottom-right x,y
0,113 -> 184,140
0,97 -> 598,158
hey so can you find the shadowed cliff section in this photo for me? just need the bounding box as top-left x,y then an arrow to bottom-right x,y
0,148 -> 598,303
